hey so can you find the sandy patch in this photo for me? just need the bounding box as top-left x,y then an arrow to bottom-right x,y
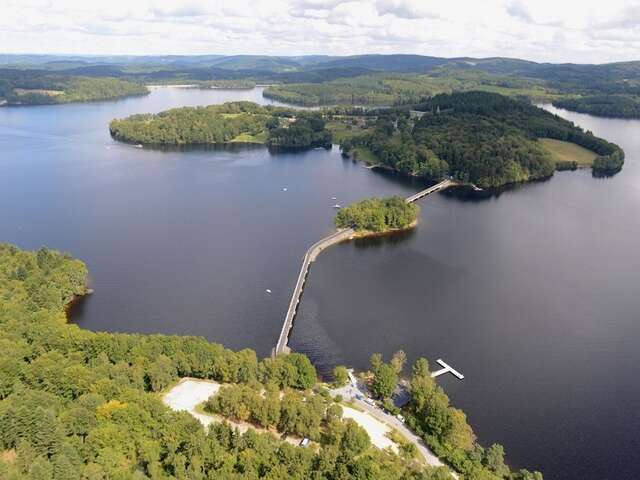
341,406 -> 398,452
162,378 -> 221,427
1,449 -> 16,463
162,378 -> 304,446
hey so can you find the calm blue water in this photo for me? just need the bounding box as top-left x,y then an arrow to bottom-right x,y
0,87 -> 423,354
1,89 -> 638,479
292,105 -> 640,480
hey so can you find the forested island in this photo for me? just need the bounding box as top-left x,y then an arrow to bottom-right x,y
335,92 -> 624,188
0,243 -> 542,479
109,101 -> 332,150
0,71 -> 147,105
335,197 -> 419,233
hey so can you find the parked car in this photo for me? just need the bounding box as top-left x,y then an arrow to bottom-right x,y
299,438 -> 310,447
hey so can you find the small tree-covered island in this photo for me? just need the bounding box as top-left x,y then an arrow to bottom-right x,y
0,243 -> 543,480
335,197 -> 420,234
109,101 -> 332,150
334,92 -> 625,187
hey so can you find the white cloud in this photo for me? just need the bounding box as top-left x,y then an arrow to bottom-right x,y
376,0 -> 439,20
0,0 -> 639,63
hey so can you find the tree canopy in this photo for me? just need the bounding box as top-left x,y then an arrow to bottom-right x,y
335,196 -> 419,232
0,243 -> 455,480
0,71 -> 147,105
109,101 -> 332,150
553,95 -> 640,119
338,91 -> 624,186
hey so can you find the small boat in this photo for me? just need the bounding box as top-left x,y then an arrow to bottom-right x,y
265,289 -> 272,294
331,196 -> 337,200
135,144 -> 143,148
333,204 -> 341,209
282,188 -> 287,191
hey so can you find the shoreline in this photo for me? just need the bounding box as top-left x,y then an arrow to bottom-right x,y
349,219 -> 418,239
64,279 -> 93,318
276,179 -> 453,356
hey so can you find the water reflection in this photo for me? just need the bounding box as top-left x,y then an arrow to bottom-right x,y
352,228 -> 416,250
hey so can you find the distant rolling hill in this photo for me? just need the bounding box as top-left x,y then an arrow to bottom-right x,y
2,53 -> 639,82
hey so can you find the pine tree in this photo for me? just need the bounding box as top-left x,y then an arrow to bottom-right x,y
52,454 -> 80,480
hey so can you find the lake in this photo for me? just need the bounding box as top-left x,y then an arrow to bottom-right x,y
1,88 -> 638,479
0,86 -> 424,355
292,105 -> 640,480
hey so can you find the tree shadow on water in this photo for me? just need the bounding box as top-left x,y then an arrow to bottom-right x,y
352,228 -> 416,250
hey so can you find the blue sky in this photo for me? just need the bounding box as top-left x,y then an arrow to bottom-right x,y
2,0 -> 639,63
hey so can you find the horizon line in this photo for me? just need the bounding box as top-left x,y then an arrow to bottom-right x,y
1,52 -> 638,67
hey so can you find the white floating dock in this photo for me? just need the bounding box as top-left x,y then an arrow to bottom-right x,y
431,359 -> 464,380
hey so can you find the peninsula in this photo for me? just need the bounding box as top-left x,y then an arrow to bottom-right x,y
334,91 -> 624,187
0,71 -> 147,105
109,101 -> 332,149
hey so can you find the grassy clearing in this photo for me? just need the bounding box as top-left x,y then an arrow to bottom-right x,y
14,88 -> 64,96
539,138 -> 598,166
326,121 -> 372,143
352,147 -> 380,164
230,131 -> 268,143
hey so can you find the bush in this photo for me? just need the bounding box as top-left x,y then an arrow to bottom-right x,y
332,366 -> 349,387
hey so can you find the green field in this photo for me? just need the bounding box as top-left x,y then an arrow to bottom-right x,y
539,138 -> 598,166
326,120 -> 373,143
229,131 -> 268,143
352,147 -> 379,164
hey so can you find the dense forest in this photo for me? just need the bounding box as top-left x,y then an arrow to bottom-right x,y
335,197 -> 419,232
109,101 -> 332,150
0,71 -> 147,105
338,92 -> 624,187
263,75 -> 436,106
263,71 -> 558,107
267,115 -> 332,150
0,244 -> 435,479
0,243 -> 543,479
2,54 -> 640,116
553,95 -> 640,119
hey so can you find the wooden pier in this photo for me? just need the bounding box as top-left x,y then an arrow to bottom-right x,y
431,359 -> 464,380
274,179 -> 457,356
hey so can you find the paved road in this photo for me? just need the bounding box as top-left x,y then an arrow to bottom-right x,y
331,374 -> 459,479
